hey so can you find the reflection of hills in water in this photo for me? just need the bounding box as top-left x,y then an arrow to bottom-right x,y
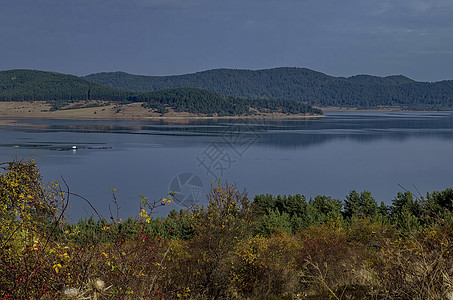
3,112 -> 453,149
257,112 -> 453,148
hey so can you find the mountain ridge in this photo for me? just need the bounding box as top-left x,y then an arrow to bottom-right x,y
83,67 -> 453,110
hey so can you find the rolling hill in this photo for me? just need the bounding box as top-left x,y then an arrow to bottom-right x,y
84,67 -> 453,110
0,69 -> 127,101
0,69 -> 321,116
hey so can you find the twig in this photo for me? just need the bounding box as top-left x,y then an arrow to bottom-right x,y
42,175 -> 70,251
67,191 -> 105,221
108,188 -> 121,223
306,259 -> 341,300
148,239 -> 174,295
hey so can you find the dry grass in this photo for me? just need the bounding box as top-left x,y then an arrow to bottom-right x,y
0,101 -> 321,122
2,160 -> 453,299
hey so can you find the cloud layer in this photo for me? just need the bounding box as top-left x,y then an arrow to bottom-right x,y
1,0 -> 452,81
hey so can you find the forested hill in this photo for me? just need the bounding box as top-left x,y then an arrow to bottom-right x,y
0,69 -> 321,116
84,68 -> 453,110
0,69 -> 127,101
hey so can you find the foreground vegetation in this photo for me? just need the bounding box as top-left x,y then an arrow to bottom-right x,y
1,160 -> 453,299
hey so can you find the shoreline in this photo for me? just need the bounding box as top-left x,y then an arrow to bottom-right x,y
0,101 -> 323,122
0,102 -> 450,124
319,106 -> 453,113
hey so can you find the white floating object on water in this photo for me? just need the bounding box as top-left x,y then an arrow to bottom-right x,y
72,145 -> 77,149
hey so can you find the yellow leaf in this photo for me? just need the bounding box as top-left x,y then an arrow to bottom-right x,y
53,263 -> 62,274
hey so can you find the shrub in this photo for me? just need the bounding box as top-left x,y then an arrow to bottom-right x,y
229,233 -> 299,297
3,160 -> 453,299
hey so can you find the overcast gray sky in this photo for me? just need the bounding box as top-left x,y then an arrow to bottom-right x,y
1,0 -> 453,81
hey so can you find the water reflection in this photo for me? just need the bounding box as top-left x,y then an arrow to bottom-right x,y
3,112 -> 452,150
1,111 -> 453,220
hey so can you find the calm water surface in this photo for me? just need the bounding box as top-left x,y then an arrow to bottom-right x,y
1,111 -> 452,220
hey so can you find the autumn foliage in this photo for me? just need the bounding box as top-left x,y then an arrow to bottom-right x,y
1,160 -> 453,299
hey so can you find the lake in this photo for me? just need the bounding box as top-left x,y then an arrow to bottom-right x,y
1,111 -> 453,220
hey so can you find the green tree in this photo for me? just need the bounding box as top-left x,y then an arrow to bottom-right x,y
391,191 -> 420,230
309,195 -> 343,223
343,190 -> 379,220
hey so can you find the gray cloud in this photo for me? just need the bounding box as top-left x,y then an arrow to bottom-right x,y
0,0 -> 452,81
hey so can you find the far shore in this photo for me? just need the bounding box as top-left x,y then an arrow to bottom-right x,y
1,102 -> 450,126
0,101 -> 324,122
319,106 -> 453,113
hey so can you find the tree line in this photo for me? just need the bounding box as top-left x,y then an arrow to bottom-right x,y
2,160 -> 453,298
84,67 -> 453,110
0,69 -> 322,116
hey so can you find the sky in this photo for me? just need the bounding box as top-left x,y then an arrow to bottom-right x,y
1,0 -> 453,82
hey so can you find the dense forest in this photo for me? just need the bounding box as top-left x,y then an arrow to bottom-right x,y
84,67 -> 453,110
134,88 -> 321,115
2,160 -> 453,299
0,70 -> 321,116
0,69 -> 128,101
3,68 -> 453,112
